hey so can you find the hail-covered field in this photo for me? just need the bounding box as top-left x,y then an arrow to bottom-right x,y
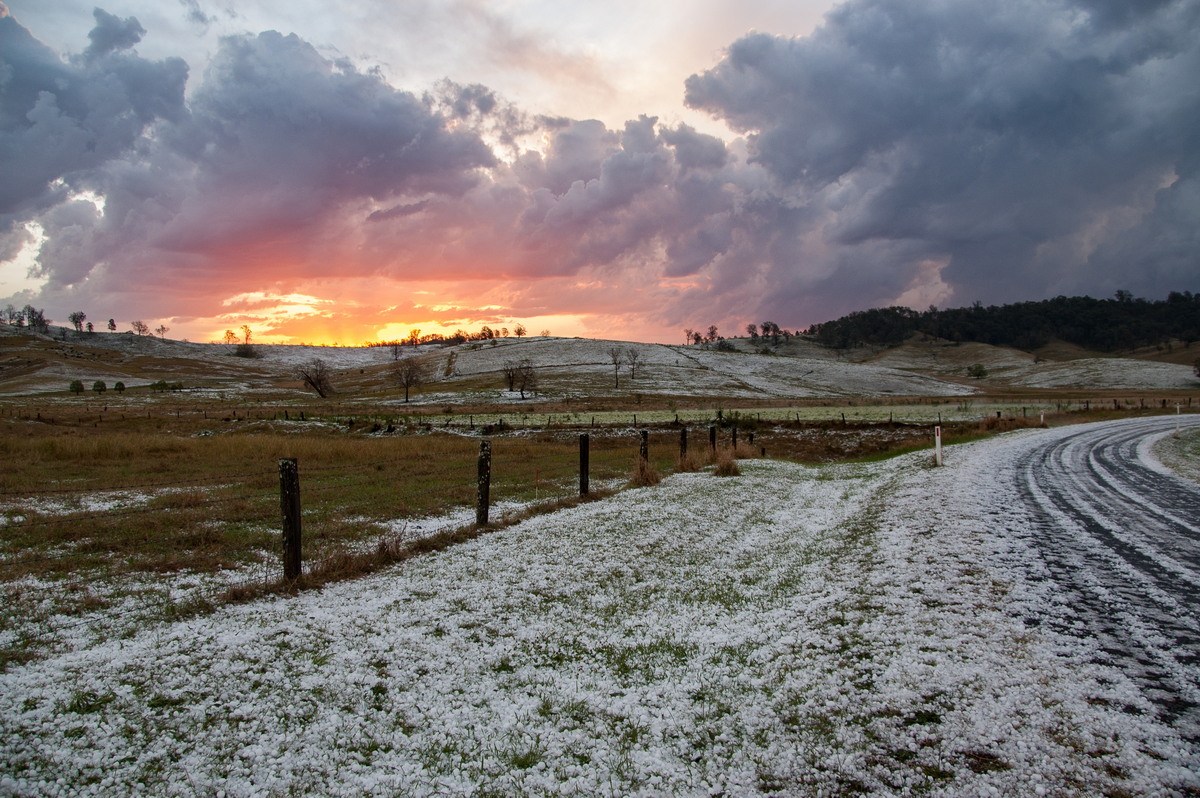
2,430 -> 1197,796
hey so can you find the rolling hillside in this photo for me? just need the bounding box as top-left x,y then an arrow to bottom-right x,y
1,325 -> 1196,400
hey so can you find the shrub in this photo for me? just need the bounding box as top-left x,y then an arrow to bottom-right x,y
69,380 -> 84,394
630,457 -> 661,487
713,447 -> 741,476
966,363 -> 988,378
233,343 -> 260,358
676,448 -> 711,473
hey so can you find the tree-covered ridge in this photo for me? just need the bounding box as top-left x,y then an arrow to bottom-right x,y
806,292 -> 1200,352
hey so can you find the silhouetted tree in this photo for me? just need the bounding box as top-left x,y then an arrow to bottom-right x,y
608,347 -> 624,388
131,320 -> 149,336
395,358 -> 427,402
107,318 -> 116,332
297,359 -> 333,397
624,347 -> 641,381
68,311 -> 86,333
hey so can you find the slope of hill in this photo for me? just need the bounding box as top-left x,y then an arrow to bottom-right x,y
1,325 -> 1196,400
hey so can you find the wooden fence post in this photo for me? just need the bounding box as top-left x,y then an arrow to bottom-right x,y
279,458 -> 302,580
709,425 -> 717,451
579,434 -> 590,496
679,427 -> 688,460
476,440 -> 491,526
731,427 -> 738,450
639,430 -> 649,463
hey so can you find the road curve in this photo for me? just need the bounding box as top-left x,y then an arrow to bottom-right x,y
1011,415 -> 1200,741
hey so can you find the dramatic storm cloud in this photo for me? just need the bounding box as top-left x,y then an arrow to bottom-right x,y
685,0 -> 1200,314
1,0 -> 1196,343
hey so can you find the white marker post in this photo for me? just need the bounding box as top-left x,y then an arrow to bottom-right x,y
934,425 -> 943,467
1176,404 -> 1182,438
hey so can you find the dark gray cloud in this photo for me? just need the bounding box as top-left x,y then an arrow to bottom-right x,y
685,0 -> 1200,320
83,8 -> 145,61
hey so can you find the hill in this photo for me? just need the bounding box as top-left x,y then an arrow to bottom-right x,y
1,324 -> 1196,402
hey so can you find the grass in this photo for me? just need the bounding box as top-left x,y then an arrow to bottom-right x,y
2,392 -> 1192,670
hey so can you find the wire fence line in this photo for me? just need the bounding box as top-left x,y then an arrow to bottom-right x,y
0,427 -> 718,666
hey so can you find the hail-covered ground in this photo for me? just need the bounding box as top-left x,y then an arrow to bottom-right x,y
3,424 -> 1199,796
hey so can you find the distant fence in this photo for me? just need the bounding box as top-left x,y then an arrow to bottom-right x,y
1,427 -> 751,663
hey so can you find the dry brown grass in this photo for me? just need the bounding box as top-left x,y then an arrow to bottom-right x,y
713,447 -> 741,476
630,457 -> 662,487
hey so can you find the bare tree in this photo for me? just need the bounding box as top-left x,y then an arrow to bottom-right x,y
223,329 -> 238,346
131,320 -> 149,336
684,328 -> 694,345
395,358 -> 427,402
624,347 -> 641,381
297,358 -> 333,397
515,358 -> 537,399
407,328 -> 421,347
241,325 -> 252,345
154,324 -> 170,340
502,359 -> 521,391
68,311 -> 86,333
513,324 -> 526,338
608,347 -> 624,388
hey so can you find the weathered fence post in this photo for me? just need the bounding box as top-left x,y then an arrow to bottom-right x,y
279,458 -> 302,580
476,440 -> 491,526
709,425 -> 717,451
579,434 -> 590,496
639,430 -> 649,463
731,427 -> 738,450
679,427 -> 688,460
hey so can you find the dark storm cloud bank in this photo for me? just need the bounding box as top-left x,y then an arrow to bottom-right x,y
685,0 -> 1200,311
2,0 -> 1198,332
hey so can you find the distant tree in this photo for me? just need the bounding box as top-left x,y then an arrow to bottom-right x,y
297,359 -> 333,397
68,311 -> 86,333
395,358 -> 427,402
85,321 -> 94,334
539,329 -> 551,337
515,358 -> 537,399
966,363 -> 988,379
624,347 -> 641,381
2,304 -> 18,324
407,329 -> 421,347
691,331 -> 703,346
746,323 -> 759,340
69,380 -> 84,395
92,380 -> 106,395
131,320 -> 149,336
502,359 -> 521,391
513,324 -> 526,338
706,325 -> 719,343
23,305 -> 50,333
684,328 -> 695,345
479,326 -> 494,340
241,325 -> 252,345
608,347 -> 624,388
107,318 -> 116,332
154,324 -> 170,340
500,327 -> 509,338
114,381 -> 125,394
223,329 -> 238,346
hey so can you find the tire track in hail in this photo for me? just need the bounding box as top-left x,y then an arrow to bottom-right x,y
1013,417 -> 1200,740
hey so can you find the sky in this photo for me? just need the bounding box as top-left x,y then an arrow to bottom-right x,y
1,0 -> 1197,345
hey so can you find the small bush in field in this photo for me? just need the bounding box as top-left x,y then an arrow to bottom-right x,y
676,448 -> 710,473
631,458 -> 661,487
713,448 -> 740,476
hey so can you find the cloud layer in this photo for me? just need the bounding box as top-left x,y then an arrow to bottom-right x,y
2,0 -> 1197,342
